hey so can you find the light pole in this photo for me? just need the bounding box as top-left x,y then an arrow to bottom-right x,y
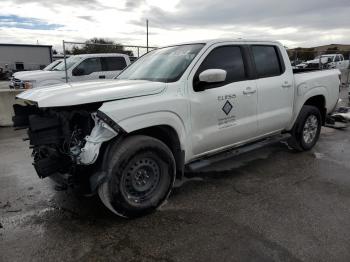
146,19 -> 149,53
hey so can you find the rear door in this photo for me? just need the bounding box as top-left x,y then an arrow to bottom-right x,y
101,57 -> 128,79
189,44 -> 258,156
250,45 -> 294,135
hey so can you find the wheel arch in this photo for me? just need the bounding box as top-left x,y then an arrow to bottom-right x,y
127,125 -> 185,179
288,90 -> 327,131
303,95 -> 326,125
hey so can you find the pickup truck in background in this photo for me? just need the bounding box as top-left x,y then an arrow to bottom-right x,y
13,39 -> 340,218
10,53 -> 130,89
296,54 -> 349,70
9,59 -> 63,89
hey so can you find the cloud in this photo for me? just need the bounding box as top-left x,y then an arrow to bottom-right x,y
124,0 -> 145,10
137,0 -> 350,30
0,15 -> 62,30
77,16 -> 95,22
10,0 -> 104,8
0,0 -> 349,50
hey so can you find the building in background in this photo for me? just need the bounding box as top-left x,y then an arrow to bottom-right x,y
0,44 -> 52,72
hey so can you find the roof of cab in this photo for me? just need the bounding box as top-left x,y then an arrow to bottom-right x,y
163,38 -> 282,48
73,53 -> 129,58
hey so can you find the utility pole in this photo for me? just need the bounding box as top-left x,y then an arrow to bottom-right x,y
146,19 -> 149,53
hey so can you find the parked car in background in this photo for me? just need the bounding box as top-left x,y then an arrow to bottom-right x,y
9,60 -> 63,88
296,54 -> 349,70
290,59 -> 304,69
10,54 -> 130,89
13,39 -> 341,218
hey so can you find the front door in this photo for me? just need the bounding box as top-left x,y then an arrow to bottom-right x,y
71,57 -> 103,82
189,44 -> 258,157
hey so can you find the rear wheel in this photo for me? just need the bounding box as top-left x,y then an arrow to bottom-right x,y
288,105 -> 322,151
98,135 -> 176,218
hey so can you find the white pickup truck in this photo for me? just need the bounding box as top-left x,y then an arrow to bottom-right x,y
10,53 -> 130,89
296,54 -> 349,70
13,39 -> 340,218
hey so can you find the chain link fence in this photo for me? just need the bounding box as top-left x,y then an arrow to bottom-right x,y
63,41 -> 157,61
60,40 -> 157,83
287,49 -> 350,86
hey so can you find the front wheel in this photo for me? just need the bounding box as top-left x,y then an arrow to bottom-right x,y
98,135 -> 176,218
288,105 -> 322,151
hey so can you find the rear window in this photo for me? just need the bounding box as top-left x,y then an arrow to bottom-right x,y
102,57 -> 127,71
252,45 -> 283,78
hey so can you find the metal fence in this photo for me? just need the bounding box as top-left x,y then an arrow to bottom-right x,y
61,40 -> 157,83
287,49 -> 350,86
62,41 -> 156,60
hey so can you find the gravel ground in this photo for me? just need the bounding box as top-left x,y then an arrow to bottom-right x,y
0,88 -> 349,262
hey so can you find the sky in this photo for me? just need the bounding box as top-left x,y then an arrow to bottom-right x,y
0,0 -> 349,51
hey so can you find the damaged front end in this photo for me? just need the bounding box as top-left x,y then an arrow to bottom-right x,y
13,102 -> 120,190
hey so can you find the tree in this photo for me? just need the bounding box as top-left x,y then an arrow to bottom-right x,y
70,38 -> 133,56
325,47 -> 339,54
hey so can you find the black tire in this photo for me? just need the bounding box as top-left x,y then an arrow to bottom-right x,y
98,135 -> 176,218
288,105 -> 322,151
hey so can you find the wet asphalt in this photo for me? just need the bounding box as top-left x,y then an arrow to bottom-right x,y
0,88 -> 349,262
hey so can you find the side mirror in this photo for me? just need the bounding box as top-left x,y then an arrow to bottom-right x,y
73,68 -> 85,76
199,69 -> 227,83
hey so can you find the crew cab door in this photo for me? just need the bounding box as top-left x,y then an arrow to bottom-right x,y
250,45 -> 294,134
188,44 -> 258,156
70,57 -> 103,81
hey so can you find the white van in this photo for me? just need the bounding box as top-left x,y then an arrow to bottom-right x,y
10,53 -> 130,89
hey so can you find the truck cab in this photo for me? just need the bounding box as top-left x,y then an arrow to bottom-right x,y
10,53 -> 130,89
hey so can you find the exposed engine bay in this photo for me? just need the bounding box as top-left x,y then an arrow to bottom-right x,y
12,103 -> 118,183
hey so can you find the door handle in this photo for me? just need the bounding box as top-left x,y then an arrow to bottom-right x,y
282,83 -> 292,88
99,75 -> 106,79
243,89 -> 256,95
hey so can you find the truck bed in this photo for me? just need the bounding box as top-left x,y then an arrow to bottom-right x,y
293,68 -> 340,115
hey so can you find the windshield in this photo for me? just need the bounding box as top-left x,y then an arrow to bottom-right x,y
43,60 -> 62,71
117,44 -> 204,82
52,56 -> 82,71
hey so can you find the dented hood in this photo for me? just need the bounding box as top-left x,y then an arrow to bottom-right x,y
16,79 -> 166,107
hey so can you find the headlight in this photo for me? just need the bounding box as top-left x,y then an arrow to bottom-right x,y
23,80 -> 36,89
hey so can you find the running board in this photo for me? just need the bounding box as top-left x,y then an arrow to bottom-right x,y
187,134 -> 291,171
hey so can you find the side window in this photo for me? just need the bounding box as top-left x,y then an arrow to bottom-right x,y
194,45 -> 246,90
334,55 -> 340,62
251,45 -> 282,78
74,57 -> 102,76
101,57 -> 127,71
